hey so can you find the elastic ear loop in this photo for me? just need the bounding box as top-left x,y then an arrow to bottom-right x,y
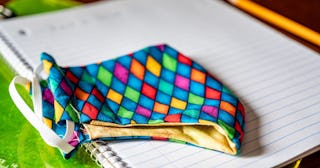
32,64 -> 75,143
9,65 -> 75,154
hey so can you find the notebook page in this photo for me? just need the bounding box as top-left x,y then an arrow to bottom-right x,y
0,0 -> 319,167
107,38 -> 320,167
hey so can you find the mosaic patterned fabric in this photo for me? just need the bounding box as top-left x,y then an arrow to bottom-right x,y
37,44 -> 245,157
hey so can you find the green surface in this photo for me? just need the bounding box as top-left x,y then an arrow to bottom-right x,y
7,0 -> 81,16
0,56 -> 98,167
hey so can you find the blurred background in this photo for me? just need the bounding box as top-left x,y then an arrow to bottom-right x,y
0,0 -> 319,52
0,0 -> 318,167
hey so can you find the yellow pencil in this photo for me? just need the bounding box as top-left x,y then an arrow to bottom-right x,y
227,0 -> 320,47
293,159 -> 302,168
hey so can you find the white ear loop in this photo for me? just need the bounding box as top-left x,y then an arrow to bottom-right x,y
9,64 -> 76,154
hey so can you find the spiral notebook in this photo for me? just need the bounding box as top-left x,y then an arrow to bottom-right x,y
0,0 -> 319,167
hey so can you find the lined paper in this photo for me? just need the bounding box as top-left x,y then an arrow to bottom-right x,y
0,0 -> 319,167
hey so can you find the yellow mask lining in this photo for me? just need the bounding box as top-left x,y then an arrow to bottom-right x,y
83,120 -> 237,155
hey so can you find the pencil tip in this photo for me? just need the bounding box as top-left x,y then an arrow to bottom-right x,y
227,0 -> 237,4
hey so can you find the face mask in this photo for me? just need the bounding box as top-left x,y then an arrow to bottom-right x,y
9,44 -> 245,159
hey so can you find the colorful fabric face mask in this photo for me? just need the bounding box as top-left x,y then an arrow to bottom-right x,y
9,44 -> 245,159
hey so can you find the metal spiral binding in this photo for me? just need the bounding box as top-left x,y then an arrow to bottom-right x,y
0,31 -> 33,71
83,141 -> 128,168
